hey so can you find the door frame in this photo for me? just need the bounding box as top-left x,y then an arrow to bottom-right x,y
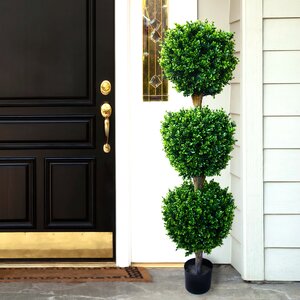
115,0 -> 132,267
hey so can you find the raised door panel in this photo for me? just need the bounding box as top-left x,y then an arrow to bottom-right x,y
0,116 -> 95,149
0,0 -> 94,106
0,159 -> 35,229
45,158 -> 95,229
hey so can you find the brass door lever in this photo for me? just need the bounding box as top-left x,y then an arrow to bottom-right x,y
100,103 -> 112,153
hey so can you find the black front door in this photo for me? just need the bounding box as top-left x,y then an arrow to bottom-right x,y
0,0 -> 115,259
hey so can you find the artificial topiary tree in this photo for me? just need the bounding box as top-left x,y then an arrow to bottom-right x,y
159,20 -> 238,286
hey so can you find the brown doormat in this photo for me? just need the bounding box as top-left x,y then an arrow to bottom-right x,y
0,267 -> 152,283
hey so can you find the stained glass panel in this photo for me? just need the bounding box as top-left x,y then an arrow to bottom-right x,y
143,0 -> 168,101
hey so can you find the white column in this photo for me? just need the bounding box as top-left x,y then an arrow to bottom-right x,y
115,0 -> 132,267
241,0 -> 264,280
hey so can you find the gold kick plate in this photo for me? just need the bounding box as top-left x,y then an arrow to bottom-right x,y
0,232 -> 113,259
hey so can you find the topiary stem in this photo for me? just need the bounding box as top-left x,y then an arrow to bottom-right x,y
192,94 -> 203,108
193,176 -> 205,191
193,175 -> 205,275
195,251 -> 203,274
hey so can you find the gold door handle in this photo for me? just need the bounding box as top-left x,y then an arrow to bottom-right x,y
100,103 -> 112,153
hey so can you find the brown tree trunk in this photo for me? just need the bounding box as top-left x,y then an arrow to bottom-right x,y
193,176 -> 205,273
191,94 -> 205,275
193,176 -> 205,191
195,251 -> 203,274
192,94 -> 203,108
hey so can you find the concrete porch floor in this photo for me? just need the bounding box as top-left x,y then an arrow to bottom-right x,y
0,265 -> 299,299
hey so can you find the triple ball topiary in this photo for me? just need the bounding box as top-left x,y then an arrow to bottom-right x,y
159,20 -> 238,278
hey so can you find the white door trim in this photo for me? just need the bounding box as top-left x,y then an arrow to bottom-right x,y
115,0 -> 132,267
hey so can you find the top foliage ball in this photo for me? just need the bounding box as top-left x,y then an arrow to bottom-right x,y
159,20 -> 239,97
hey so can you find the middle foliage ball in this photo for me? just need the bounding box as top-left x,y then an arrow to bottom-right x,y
161,107 -> 236,178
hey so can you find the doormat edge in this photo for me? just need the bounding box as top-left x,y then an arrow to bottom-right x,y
0,266 -> 152,283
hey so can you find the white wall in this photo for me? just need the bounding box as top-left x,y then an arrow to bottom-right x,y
129,0 -> 197,263
129,0 -> 232,264
229,0 -> 265,281
263,0 -> 300,281
229,0 -> 243,275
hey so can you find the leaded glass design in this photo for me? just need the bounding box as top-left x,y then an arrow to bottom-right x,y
143,0 -> 168,101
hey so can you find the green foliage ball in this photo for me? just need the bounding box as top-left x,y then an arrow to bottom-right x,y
161,106 -> 236,178
162,180 -> 235,255
159,20 -> 239,97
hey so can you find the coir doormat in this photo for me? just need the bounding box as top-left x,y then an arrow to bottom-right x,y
0,267 -> 152,283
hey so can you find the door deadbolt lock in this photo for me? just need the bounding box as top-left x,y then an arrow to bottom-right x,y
100,80 -> 111,96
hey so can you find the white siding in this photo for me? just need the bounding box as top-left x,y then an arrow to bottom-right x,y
264,51 -> 300,84
265,249 -> 300,281
231,209 -> 242,242
230,0 -> 243,276
264,0 -> 300,18
231,237 -> 243,273
264,84 -> 300,116
264,19 -> 300,50
231,175 -> 243,210
263,0 -> 300,280
264,150 -> 300,182
265,215 -> 300,247
231,52 -> 241,83
230,21 -> 241,52
264,117 -> 300,148
230,0 -> 240,22
231,114 -> 241,146
231,146 -> 242,178
230,83 -> 241,114
265,183 -> 300,214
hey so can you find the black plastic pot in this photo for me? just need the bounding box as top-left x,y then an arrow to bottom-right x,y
184,258 -> 213,294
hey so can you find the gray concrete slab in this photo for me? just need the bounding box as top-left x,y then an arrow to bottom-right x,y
0,265 -> 299,299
